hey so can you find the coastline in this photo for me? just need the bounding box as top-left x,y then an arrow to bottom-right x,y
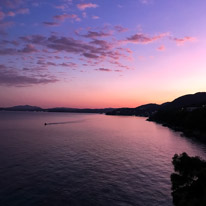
147,118 -> 206,144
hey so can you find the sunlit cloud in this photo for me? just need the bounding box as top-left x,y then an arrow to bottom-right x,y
77,3 -> 98,11
53,14 -> 80,22
114,25 -> 128,33
92,15 -> 99,19
172,36 -> 196,46
157,45 -> 165,51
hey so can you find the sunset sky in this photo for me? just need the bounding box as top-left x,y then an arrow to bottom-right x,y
0,0 -> 206,108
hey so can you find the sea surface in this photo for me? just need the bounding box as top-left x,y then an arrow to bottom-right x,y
0,111 -> 206,206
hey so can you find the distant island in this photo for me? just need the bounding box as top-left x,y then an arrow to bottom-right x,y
0,105 -> 115,114
1,92 -> 206,142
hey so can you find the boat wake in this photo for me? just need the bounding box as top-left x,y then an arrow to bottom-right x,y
44,119 -> 86,126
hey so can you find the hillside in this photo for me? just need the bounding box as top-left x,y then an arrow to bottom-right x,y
106,103 -> 160,117
148,92 -> 206,142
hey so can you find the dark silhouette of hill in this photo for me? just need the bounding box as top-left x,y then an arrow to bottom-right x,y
3,105 -> 43,111
148,92 -> 206,142
106,103 -> 160,116
0,105 -> 115,114
160,92 -> 206,111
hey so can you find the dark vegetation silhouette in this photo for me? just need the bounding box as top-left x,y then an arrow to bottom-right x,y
171,153 -> 206,206
148,93 -> 206,142
106,103 -> 160,116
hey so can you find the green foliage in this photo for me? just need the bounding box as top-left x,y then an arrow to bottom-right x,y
171,153 -> 206,206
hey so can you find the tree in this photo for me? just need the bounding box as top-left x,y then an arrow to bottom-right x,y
171,152 -> 206,206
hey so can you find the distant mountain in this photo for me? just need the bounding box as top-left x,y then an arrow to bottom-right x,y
2,105 -> 43,111
106,103 -> 160,117
0,105 -> 115,114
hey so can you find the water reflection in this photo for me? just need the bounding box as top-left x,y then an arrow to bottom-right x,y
0,111 -> 206,206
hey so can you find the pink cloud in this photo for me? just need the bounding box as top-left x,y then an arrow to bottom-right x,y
114,25 -> 128,33
7,11 -> 15,17
4,9 -> 29,18
77,3 -> 98,10
1,0 -> 23,9
16,8 -> 30,14
54,4 -> 67,10
53,14 -> 80,22
0,21 -> 14,29
82,12 -> 87,18
172,36 -> 196,45
0,11 -> 5,20
109,60 -> 132,70
92,15 -> 99,19
157,45 -> 165,51
20,44 -> 38,53
139,0 -> 152,4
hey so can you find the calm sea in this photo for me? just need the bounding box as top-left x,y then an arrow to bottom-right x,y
0,111 -> 206,206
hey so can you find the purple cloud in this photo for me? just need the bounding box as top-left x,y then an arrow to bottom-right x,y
1,0 -> 24,9
125,33 -> 168,44
13,33 -> 132,70
0,11 -> 5,20
0,64 -> 58,86
53,14 -> 80,22
77,30 -> 113,39
20,44 -> 38,53
114,25 -> 128,33
16,8 -> 30,14
95,68 -> 112,72
172,36 -> 196,45
42,21 -> 60,27
59,62 -> 77,67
